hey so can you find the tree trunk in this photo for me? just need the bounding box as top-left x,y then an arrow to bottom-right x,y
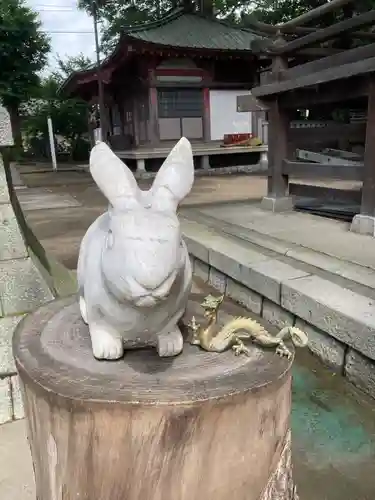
7,102 -> 23,153
14,294 -> 299,500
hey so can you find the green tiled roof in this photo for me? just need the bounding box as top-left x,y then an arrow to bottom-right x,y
60,10 -> 264,95
125,11 -> 263,51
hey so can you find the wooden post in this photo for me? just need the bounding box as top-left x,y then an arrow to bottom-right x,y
261,97 -> 293,212
14,294 -> 298,500
351,77 -> 375,235
202,87 -> 211,142
148,71 -> 159,146
261,54 -> 293,212
132,94 -> 141,147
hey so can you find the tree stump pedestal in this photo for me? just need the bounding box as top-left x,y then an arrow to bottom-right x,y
14,294 -> 298,500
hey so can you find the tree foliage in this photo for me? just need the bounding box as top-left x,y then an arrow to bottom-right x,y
52,53 -> 94,85
22,55 -> 93,161
78,0 -> 253,53
246,0 -> 375,26
78,0 -> 375,54
0,0 -> 50,147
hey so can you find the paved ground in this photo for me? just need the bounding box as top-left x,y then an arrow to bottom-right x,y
19,171 -> 267,269
192,201 -> 375,271
19,169 -> 364,271
2,168 -> 375,499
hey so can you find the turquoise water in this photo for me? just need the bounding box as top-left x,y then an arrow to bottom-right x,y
291,351 -> 375,500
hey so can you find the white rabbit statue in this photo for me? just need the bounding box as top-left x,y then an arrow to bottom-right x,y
77,137 -> 194,360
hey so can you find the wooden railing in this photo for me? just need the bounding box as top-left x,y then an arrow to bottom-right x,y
265,10 -> 375,55
282,160 -> 363,181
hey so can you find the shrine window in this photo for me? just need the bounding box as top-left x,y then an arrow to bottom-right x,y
158,89 -> 203,119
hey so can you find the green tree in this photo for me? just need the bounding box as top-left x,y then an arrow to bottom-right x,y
53,53 -> 94,85
0,0 -> 50,150
245,0 -> 375,26
78,0 -> 178,54
78,0 -> 249,54
22,55 -> 93,161
78,0 -> 375,54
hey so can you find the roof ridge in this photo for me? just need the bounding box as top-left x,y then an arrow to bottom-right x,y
123,10 -> 265,38
121,7 -> 186,34
191,12 -> 257,33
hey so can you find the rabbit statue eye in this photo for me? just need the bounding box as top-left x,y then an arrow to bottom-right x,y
107,230 -> 114,249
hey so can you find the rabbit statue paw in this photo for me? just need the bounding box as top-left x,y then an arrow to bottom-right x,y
77,137 -> 195,360
156,328 -> 184,357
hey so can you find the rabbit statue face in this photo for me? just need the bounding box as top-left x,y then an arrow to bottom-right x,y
90,137 -> 194,308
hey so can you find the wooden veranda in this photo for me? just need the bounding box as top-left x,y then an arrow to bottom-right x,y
239,0 -> 375,236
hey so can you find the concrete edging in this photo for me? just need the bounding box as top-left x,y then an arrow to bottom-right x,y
184,231 -> 375,400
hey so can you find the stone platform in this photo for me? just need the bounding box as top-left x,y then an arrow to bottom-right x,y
181,201 -> 375,400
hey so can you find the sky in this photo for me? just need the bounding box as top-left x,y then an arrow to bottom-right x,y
26,0 -> 98,72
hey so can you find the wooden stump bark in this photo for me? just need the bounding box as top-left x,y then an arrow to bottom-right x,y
14,294 -> 298,500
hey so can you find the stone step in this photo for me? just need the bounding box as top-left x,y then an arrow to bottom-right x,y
181,217 -> 375,399
181,208 -> 375,300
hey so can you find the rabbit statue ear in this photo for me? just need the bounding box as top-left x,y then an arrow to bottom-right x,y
151,137 -> 194,206
90,141 -> 139,206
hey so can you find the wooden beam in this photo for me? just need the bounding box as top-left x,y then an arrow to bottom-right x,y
289,123 -> 366,149
249,24 -> 375,43
360,78 -> 375,215
251,38 -> 374,58
281,43 -> 375,81
283,160 -> 363,181
272,10 -> 375,54
261,45 -> 358,85
289,183 -> 361,204
245,0 -> 355,35
289,25 -> 375,41
296,47 -> 345,57
279,78 -> 369,107
275,0 -> 354,30
237,94 -> 269,113
252,57 -> 375,98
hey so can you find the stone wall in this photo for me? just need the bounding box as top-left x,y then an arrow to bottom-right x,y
0,106 -> 13,147
188,246 -> 375,402
0,105 -> 76,424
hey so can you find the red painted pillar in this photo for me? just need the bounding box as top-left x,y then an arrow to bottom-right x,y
203,87 -> 211,142
148,85 -> 159,145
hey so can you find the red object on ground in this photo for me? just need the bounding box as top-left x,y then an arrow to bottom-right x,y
223,133 -> 254,145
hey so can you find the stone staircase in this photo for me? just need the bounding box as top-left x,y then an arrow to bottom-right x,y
181,209 -> 375,400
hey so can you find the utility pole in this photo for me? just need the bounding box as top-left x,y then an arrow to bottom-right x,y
92,0 -> 107,142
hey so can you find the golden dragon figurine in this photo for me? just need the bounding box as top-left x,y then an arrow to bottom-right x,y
188,294 -> 308,358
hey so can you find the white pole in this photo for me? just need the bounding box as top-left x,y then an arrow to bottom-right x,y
47,116 -> 57,171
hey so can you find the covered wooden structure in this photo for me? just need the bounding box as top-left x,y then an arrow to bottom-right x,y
238,0 -> 375,235
61,7 -> 269,171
